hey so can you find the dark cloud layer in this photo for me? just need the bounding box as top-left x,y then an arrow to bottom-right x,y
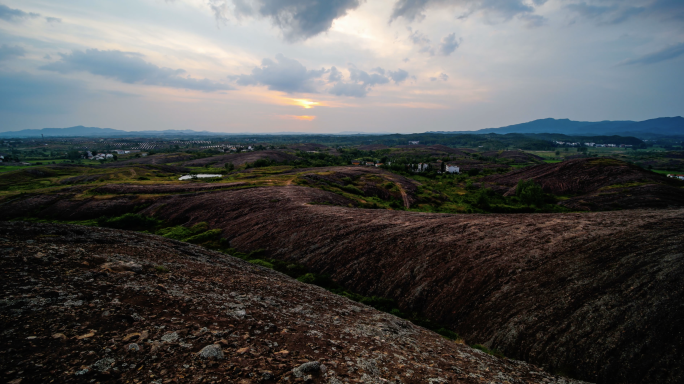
621,43 -> 684,65
0,44 -> 25,61
0,4 -> 39,21
209,0 -> 361,41
234,54 -> 326,93
234,55 -> 409,98
40,49 -> 231,92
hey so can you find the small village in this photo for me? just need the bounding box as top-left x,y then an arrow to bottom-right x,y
553,141 -> 633,148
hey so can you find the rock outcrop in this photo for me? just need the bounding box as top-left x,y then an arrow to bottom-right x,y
0,222 -> 584,384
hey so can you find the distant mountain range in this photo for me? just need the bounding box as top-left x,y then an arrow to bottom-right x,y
0,126 -> 215,138
1,116 -> 682,138
435,116 -> 684,137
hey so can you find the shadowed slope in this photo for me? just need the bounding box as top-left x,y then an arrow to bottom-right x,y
139,186 -> 684,384
482,158 -> 684,210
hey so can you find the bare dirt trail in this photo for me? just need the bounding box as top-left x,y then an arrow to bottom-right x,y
383,174 -> 414,208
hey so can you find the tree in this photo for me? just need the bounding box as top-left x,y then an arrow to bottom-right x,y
516,179 -> 544,206
66,150 -> 81,160
113,154 -> 118,161
225,162 -> 235,171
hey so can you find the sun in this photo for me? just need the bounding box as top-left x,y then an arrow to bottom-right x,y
290,99 -> 322,109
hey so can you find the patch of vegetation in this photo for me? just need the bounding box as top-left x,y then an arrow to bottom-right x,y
97,213 -> 161,231
155,265 -> 170,273
472,344 -> 506,358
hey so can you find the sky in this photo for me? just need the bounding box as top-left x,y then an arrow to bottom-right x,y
0,0 -> 683,134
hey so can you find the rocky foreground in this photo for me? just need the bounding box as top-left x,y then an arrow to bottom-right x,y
0,222 -> 584,384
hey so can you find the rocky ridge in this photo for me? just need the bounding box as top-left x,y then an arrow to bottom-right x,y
0,222 -> 585,384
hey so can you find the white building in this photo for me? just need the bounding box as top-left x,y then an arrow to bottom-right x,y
413,163 -> 429,172
445,164 -> 460,174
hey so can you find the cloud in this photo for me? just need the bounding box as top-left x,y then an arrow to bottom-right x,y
329,67 -> 404,97
328,81 -> 369,97
234,55 -> 407,97
407,27 -> 435,55
233,54 -> 326,93
620,43 -> 684,65
40,49 -> 232,92
45,17 -> 62,24
390,0 -> 537,23
388,68 -> 409,83
430,72 -> 448,81
439,33 -> 460,55
564,0 -> 684,24
520,13 -> 546,28
208,0 -> 362,41
0,4 -> 40,21
0,44 -> 25,61
349,68 -> 389,86
328,66 -> 343,82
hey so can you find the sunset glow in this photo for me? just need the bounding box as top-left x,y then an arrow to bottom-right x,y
280,115 -> 316,121
290,99 -> 322,109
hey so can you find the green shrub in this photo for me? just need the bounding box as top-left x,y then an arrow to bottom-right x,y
472,344 -> 505,358
98,213 -> 160,231
249,259 -> 274,269
285,263 -> 307,278
297,273 -> 317,284
252,158 -> 276,168
157,222 -> 208,241
155,265 -> 169,273
436,328 -> 460,340
340,184 -> 364,195
516,179 -> 544,206
184,229 -> 222,244
359,296 -> 399,313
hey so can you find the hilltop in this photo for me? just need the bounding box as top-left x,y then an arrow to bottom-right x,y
481,158 -> 684,210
